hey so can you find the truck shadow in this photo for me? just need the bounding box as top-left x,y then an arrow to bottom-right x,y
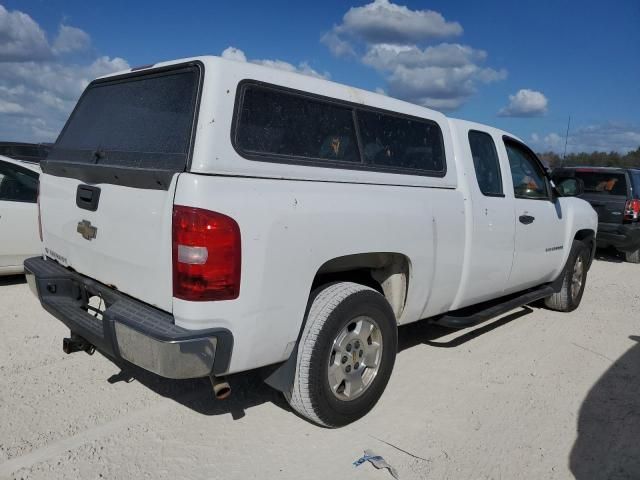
0,274 -> 26,286
104,356 -> 288,419
569,336 -> 640,479
101,307 -> 533,420
594,247 -> 625,264
398,307 -> 533,352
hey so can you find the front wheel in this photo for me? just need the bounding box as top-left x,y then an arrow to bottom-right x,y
285,282 -> 397,427
544,240 -> 590,312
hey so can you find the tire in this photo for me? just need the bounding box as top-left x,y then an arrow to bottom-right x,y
544,240 -> 590,312
624,249 -> 640,264
285,282 -> 397,427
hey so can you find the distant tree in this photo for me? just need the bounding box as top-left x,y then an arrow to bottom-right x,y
537,147 -> 640,168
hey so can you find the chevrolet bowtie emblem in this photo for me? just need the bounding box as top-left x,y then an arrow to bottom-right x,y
77,220 -> 97,241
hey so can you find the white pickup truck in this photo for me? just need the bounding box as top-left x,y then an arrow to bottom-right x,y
25,56 -> 597,427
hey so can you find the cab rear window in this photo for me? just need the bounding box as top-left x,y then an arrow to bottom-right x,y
48,66 -> 200,171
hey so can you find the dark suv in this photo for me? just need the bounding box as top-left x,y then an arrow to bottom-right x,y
552,167 -> 640,263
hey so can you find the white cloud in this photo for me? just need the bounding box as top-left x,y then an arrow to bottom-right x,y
0,98 -> 24,114
0,6 -> 129,142
220,46 -> 247,62
320,31 -> 356,58
0,4 -> 50,61
221,46 -> 330,80
532,124 -> 640,153
52,24 -> 91,55
499,89 -> 548,117
544,132 -> 563,148
363,43 -> 487,71
333,0 -> 462,45
0,56 -> 130,141
571,124 -> 640,152
321,1 -> 505,112
358,43 -> 505,110
385,63 -> 505,110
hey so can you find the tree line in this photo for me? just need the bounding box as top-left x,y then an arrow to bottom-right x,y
538,147 -> 640,169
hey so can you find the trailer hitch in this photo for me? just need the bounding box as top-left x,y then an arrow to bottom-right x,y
63,334 -> 96,355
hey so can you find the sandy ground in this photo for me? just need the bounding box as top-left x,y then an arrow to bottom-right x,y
1,250 -> 639,480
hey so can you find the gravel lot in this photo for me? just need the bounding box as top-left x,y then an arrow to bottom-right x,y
1,251 -> 639,480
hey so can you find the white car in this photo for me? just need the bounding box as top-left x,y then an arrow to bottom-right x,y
0,155 -> 40,275
26,56 -> 597,426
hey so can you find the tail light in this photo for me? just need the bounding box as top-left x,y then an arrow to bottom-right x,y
624,199 -> 640,222
37,183 -> 42,241
172,205 -> 241,301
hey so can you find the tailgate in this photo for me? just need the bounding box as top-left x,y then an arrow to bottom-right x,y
39,174 -> 177,311
39,62 -> 202,312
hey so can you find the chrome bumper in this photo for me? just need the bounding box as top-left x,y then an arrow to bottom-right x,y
24,256 -> 233,379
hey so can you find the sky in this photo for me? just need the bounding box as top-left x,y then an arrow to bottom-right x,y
1,0 -> 638,153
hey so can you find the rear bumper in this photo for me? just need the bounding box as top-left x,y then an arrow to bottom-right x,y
24,256 -> 233,379
596,223 -> 640,252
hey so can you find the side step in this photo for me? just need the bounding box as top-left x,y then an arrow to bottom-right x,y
434,285 -> 555,329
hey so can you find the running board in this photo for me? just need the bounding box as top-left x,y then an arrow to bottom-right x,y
434,285 -> 555,329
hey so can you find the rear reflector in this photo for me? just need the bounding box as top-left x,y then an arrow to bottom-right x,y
172,206 -> 241,301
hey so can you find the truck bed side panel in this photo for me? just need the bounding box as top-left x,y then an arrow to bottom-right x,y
173,174 -> 465,374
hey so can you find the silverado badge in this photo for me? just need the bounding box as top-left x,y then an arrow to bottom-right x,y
77,220 -> 97,241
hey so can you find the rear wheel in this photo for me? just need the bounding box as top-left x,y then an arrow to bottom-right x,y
544,240 -> 590,312
624,249 -> 640,264
285,282 -> 397,427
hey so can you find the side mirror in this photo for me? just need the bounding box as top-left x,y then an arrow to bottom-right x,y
555,177 -> 584,197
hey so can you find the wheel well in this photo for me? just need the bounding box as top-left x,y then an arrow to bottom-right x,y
311,253 -> 410,321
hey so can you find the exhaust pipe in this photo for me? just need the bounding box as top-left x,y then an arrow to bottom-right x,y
210,375 -> 231,400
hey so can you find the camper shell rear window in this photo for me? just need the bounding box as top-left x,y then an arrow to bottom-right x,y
48,63 -> 201,172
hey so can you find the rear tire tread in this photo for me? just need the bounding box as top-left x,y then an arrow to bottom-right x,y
286,282 -> 384,427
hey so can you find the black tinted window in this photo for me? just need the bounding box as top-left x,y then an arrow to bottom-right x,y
632,172 -> 640,199
357,110 -> 445,172
14,146 -> 40,157
574,171 -> 628,196
0,161 -> 38,203
504,140 -> 549,199
468,130 -> 503,196
49,67 -> 199,171
236,85 -> 359,162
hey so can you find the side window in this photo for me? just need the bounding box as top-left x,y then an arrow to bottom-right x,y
236,85 -> 360,163
504,139 -> 549,199
357,110 -> 445,173
468,130 -> 503,196
0,161 -> 39,203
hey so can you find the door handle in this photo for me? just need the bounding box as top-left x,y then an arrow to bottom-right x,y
519,214 -> 535,225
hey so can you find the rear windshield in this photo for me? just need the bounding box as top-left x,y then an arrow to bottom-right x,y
48,66 -> 199,171
573,171 -> 628,196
